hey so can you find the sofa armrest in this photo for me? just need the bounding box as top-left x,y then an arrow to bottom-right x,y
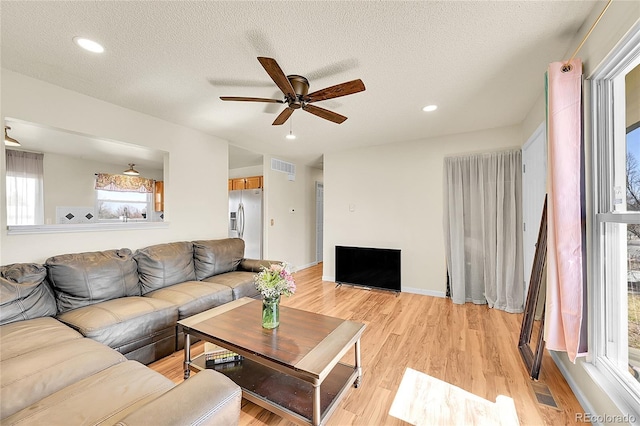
116,370 -> 241,426
239,258 -> 282,272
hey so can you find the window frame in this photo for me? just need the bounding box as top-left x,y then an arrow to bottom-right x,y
5,150 -> 44,226
94,189 -> 152,223
588,21 -> 640,420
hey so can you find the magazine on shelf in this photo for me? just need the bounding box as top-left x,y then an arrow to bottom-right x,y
204,342 -> 243,367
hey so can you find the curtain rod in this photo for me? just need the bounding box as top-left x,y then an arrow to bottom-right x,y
443,146 -> 521,159
94,173 -> 156,182
6,147 -> 44,155
562,0 -> 613,72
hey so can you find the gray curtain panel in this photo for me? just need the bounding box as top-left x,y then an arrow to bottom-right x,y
443,149 -> 524,313
5,149 -> 44,225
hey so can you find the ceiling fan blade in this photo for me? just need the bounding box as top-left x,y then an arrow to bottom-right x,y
305,79 -> 365,103
272,108 -> 295,126
257,57 -> 296,100
303,104 -> 347,124
220,96 -> 284,103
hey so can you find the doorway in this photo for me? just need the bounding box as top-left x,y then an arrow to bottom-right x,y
316,182 -> 324,263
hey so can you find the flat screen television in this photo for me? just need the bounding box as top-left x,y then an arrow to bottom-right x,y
335,245 -> 401,292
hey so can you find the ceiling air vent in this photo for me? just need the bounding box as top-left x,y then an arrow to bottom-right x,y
271,158 -> 296,181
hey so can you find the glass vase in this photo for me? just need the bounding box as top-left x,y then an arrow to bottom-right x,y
262,295 -> 280,329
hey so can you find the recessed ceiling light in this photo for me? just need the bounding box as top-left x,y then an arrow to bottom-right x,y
422,105 -> 438,112
73,37 -> 104,53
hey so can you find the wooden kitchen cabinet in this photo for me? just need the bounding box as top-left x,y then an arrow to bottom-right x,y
231,178 -> 245,190
244,176 -> 262,189
154,181 -> 164,212
228,176 -> 263,190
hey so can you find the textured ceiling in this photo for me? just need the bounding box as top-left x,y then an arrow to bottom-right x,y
1,1 -> 600,167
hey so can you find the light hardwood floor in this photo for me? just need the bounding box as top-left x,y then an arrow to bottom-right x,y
149,263 -> 584,425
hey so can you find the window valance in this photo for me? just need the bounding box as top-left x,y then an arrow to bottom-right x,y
95,173 -> 154,193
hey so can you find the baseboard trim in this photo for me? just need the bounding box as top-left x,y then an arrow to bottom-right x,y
549,351 -> 599,424
293,262 -> 318,272
402,287 -> 446,298
319,279 -> 446,298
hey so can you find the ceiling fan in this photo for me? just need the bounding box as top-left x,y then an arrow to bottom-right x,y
220,57 -> 365,125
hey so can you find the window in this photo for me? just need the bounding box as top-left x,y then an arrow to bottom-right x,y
95,190 -> 150,221
94,173 -> 154,222
590,22 -> 640,418
628,124 -> 640,384
5,150 -> 44,225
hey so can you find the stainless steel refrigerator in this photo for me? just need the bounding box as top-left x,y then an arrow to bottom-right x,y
228,188 -> 263,259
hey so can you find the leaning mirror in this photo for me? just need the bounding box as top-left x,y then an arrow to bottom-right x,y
518,195 -> 547,380
4,119 -> 167,232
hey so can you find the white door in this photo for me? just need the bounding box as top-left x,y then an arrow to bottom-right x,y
316,182 -> 324,262
522,122 -> 547,296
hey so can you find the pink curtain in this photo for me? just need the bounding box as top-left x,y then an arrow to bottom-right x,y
545,58 -> 587,362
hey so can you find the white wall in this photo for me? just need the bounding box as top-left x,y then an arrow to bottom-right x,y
1,70 -> 230,264
229,165 -> 262,179
323,125 -> 521,295
41,152 -> 162,224
262,156 -> 321,271
43,152 -> 100,222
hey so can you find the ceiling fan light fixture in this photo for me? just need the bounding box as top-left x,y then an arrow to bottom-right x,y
220,57 -> 365,125
73,36 -> 104,53
4,126 -> 21,147
422,104 -> 438,112
286,118 -> 296,140
123,163 -> 139,176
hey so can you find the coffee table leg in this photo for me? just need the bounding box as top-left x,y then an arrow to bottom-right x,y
183,333 -> 191,379
354,339 -> 362,388
313,384 -> 321,425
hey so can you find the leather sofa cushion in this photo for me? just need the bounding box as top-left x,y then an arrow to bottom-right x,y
56,296 -> 178,350
0,317 -> 81,362
116,370 -> 242,426
144,281 -> 233,319
193,238 -> 244,280
3,360 -> 175,425
45,249 -> 140,313
0,317 -> 82,361
203,271 -> 259,299
239,258 -> 280,272
1,337 -> 126,419
135,241 -> 196,294
0,263 -> 57,325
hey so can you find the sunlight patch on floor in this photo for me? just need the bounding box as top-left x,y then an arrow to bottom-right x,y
389,368 -> 520,425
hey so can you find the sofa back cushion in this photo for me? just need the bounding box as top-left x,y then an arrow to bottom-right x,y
0,263 -> 57,325
192,238 -> 244,280
135,241 -> 196,294
46,249 -> 140,313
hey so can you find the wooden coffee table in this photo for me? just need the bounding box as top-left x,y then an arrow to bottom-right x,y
177,297 -> 366,426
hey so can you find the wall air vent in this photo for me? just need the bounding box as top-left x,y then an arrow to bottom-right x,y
271,158 -> 296,181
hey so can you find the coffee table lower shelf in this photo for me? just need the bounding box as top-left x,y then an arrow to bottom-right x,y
189,354 -> 357,425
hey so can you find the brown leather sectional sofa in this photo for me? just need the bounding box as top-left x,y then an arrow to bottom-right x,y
0,238 -> 276,425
